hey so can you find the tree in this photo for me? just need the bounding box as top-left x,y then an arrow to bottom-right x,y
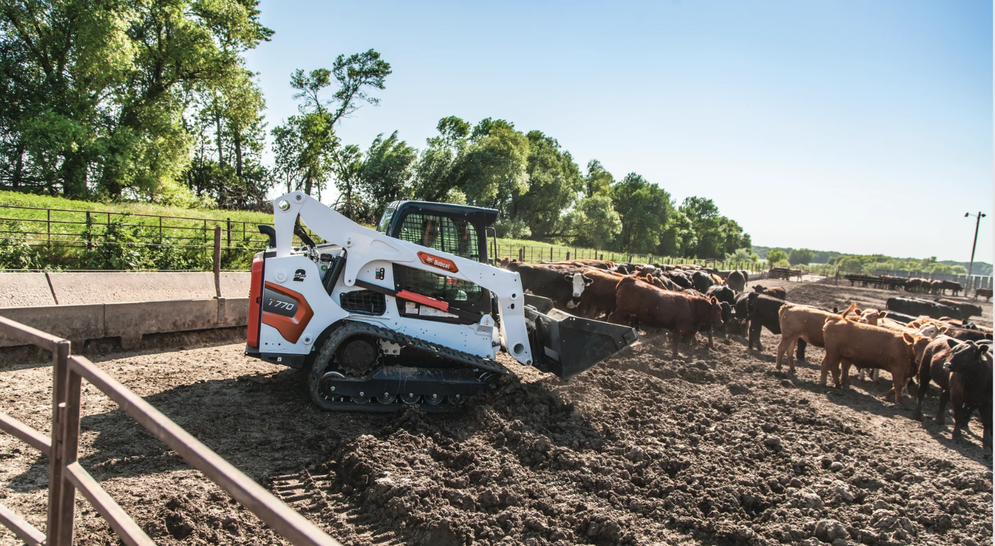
356,131 -> 417,217
411,117 -> 529,223
566,194 -> 622,249
332,145 -> 363,220
273,52 -> 391,196
679,197 -> 723,258
788,248 -> 814,266
184,69 -> 270,210
583,160 -> 613,198
0,0 -> 272,200
611,173 -> 671,254
767,249 -> 788,267
509,131 -> 583,239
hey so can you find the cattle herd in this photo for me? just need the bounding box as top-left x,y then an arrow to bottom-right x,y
501,258 -> 993,453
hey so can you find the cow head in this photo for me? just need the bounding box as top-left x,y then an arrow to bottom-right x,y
565,272 -> 591,298
858,309 -> 887,326
753,285 -> 767,293
944,341 -> 992,374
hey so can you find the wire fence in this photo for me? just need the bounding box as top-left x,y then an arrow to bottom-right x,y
0,203 -> 769,272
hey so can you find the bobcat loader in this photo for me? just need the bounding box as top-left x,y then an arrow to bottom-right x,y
245,191 -> 637,411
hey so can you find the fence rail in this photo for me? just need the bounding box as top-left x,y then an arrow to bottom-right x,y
0,203 -> 769,272
0,315 -> 342,546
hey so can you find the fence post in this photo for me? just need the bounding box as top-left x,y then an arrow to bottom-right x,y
226,218 -> 231,249
159,216 -> 163,240
47,209 -> 51,244
47,340 -> 77,546
214,227 -> 222,298
85,211 -> 92,252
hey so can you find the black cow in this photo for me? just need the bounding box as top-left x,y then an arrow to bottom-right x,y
691,271 -> 714,293
886,297 -> 961,321
667,272 -> 693,289
705,285 -> 736,306
916,340 -> 992,450
945,327 -> 994,343
745,293 -> 787,352
726,270 -> 746,292
937,299 -> 984,320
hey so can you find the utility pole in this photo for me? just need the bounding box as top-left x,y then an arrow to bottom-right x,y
965,211 -> 987,286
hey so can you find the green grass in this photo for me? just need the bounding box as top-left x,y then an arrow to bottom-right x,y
0,191 -> 764,272
0,191 -> 274,270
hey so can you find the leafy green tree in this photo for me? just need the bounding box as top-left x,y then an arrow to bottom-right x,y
356,131 -> 417,217
272,51 -> 391,196
767,248 -> 788,267
611,173 -> 671,254
412,116 -> 472,202
411,117 -> 529,224
332,144 -> 363,220
459,119 -> 529,213
788,248 -> 814,266
658,208 -> 695,257
679,197 -> 723,258
0,0 -> 272,199
509,131 -> 583,239
583,160 -> 614,198
566,194 -> 622,249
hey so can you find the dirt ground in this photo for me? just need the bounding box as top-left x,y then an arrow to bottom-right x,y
1,279 -> 992,546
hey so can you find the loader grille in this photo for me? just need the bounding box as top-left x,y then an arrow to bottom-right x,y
340,290 -> 387,316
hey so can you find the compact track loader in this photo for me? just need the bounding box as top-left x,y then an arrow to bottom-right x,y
245,192 -> 637,411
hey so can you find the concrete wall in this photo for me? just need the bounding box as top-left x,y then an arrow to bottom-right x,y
0,298 -> 249,348
0,271 -> 253,349
0,271 -> 251,307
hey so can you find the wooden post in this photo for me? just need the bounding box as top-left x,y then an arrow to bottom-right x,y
85,211 -> 92,252
47,209 -> 51,244
47,340 -> 76,546
213,227 -> 222,298
159,216 -> 163,240
226,218 -> 231,249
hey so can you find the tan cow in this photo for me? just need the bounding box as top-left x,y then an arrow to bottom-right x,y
821,308 -> 930,404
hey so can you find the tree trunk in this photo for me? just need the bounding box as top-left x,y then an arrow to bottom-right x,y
215,111 -> 224,167
234,131 -> 243,178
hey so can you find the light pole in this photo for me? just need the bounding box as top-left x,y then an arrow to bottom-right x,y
964,211 -> 987,287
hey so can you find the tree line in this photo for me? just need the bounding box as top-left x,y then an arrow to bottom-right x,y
0,0 -> 752,258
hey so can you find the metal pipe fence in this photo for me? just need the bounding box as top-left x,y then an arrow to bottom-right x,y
0,315 -> 342,546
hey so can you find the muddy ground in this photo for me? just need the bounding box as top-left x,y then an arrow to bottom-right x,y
1,279 -> 992,546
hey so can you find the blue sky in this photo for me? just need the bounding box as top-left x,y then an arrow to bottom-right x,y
245,1 -> 993,264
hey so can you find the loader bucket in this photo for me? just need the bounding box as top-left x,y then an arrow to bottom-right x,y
525,304 -> 638,380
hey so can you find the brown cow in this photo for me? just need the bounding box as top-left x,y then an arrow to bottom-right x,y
609,277 -> 723,356
571,267 -> 624,319
776,304 -> 839,373
753,285 -> 787,300
821,309 -> 930,404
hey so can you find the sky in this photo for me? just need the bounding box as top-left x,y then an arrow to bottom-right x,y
244,0 -> 993,265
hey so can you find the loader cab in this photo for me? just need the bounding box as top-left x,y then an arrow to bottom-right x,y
377,201 -> 497,263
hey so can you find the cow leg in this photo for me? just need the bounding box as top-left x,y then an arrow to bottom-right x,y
775,335 -> 792,371
796,338 -> 807,362
951,404 -> 969,444
983,401 -> 993,452
749,322 -> 763,352
914,367 -> 931,421
890,372 -> 905,405
820,353 -> 841,387
840,361 -> 852,388
706,327 -> 714,349
936,389 -> 949,426
671,330 -> 680,357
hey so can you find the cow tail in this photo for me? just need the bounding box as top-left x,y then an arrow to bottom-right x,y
840,302 -> 858,321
